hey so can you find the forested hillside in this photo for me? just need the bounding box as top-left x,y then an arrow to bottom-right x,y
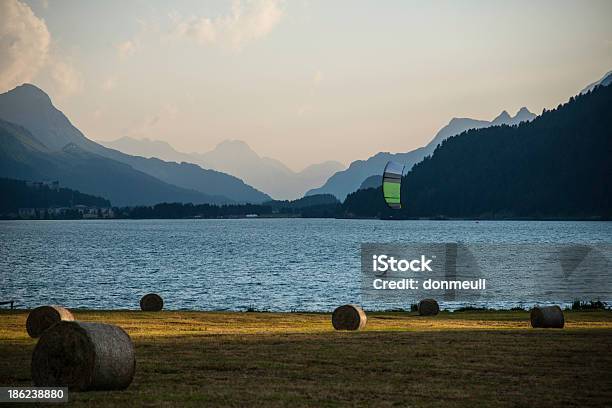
343,85 -> 612,219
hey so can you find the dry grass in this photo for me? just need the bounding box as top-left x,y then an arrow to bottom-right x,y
1,309 -> 611,407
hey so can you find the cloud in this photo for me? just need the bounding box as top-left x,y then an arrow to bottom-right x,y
0,0 -> 50,91
173,0 -> 283,50
50,59 -> 84,96
0,0 -> 84,97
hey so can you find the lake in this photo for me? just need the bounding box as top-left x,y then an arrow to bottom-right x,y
1,219 -> 610,311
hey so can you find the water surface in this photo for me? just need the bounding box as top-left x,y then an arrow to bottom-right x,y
1,219 -> 610,311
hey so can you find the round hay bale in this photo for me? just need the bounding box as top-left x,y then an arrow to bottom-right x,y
332,304 -> 367,330
26,305 -> 74,338
140,293 -> 163,311
418,299 -> 440,316
530,305 -> 564,328
32,321 -> 135,391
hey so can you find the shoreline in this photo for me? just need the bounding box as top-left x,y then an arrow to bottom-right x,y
3,308 -> 612,320
2,301 -> 609,314
2,216 -> 610,221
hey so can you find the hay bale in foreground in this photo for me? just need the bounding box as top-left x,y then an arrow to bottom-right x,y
140,293 -> 163,311
530,305 -> 564,328
418,299 -> 440,316
32,321 -> 135,391
332,304 -> 367,330
26,305 -> 74,338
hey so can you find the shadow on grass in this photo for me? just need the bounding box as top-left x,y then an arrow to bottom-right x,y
2,326 -> 612,407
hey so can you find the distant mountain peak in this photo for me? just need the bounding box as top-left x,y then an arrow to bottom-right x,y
213,139 -> 257,154
216,139 -> 250,148
100,134 -> 343,199
490,108 -> 535,126
448,117 -> 471,125
99,135 -> 195,165
12,83 -> 47,93
493,110 -> 511,123
8,83 -> 52,103
114,136 -> 137,142
580,70 -> 612,94
512,107 -> 536,124
516,107 -> 531,115
217,139 -> 248,146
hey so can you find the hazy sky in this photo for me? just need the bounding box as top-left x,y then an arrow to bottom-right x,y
2,0 -> 611,170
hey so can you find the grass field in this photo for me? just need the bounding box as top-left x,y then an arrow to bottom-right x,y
1,309 -> 612,407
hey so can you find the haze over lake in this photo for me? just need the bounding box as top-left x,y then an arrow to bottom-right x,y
1,219 -> 610,311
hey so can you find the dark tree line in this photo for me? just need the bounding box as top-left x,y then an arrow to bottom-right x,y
0,178 -> 110,213
115,196 -> 341,219
0,176 -> 342,219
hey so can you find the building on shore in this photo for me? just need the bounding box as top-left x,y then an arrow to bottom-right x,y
17,206 -> 115,219
25,180 -> 60,191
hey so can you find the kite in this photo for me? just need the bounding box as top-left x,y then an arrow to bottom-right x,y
382,161 -> 404,209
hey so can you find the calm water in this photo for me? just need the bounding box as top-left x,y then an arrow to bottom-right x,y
0,219 -> 610,311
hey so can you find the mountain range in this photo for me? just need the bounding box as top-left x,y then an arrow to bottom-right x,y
581,70 -> 612,94
306,107 -> 536,200
1,70 -> 609,208
343,81 -> 612,219
0,119 -> 231,206
0,84 -> 270,205
100,137 -> 344,200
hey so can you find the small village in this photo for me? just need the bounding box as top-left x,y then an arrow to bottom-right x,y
16,206 -> 115,220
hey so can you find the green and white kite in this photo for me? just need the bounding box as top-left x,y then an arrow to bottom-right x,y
382,161 -> 404,209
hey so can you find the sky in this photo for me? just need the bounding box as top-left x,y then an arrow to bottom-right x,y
1,0 -> 611,171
